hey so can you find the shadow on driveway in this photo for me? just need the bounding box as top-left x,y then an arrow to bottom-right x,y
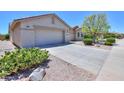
36,43 -> 71,49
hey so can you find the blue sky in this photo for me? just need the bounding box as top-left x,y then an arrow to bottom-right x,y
0,11 -> 124,34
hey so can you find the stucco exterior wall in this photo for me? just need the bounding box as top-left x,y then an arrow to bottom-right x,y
76,28 -> 83,40
20,15 -> 74,43
70,29 -> 75,40
20,15 -> 68,30
13,26 -> 21,47
21,29 -> 35,48
64,29 -> 74,42
10,29 -> 14,42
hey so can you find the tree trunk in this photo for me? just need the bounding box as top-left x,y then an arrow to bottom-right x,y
93,33 -> 96,43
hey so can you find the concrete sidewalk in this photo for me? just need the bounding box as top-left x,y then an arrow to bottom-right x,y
96,39 -> 124,80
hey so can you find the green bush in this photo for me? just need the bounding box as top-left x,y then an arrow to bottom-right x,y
0,48 -> 49,77
83,38 -> 93,45
104,35 -> 111,38
105,41 -> 113,46
106,38 -> 116,43
84,34 -> 93,39
115,34 -> 124,39
4,34 -> 9,40
104,33 -> 116,38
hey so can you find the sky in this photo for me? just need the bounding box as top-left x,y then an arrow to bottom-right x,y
0,11 -> 124,34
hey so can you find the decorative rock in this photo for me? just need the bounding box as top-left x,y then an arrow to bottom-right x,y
18,74 -> 24,79
0,79 -> 5,81
29,67 -> 46,81
95,44 -> 100,47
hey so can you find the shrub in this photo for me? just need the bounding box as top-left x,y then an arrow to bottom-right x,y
104,33 -> 116,38
0,48 -> 49,77
115,34 -> 124,39
105,41 -> 113,46
83,38 -> 93,45
104,35 -> 111,38
106,38 -> 116,43
4,34 -> 9,40
83,34 -> 93,39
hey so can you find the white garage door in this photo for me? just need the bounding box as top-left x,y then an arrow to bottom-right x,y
35,29 -> 64,46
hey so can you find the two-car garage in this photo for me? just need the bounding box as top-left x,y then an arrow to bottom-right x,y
20,28 -> 65,48
35,29 -> 65,47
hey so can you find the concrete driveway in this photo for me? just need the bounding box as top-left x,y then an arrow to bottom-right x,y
42,44 -> 110,76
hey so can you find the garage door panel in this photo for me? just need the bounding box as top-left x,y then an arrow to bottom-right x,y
35,30 -> 64,46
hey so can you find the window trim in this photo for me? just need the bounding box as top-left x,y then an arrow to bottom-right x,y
81,33 -> 83,37
77,32 -> 80,37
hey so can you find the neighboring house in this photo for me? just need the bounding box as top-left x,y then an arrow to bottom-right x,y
10,13 -> 83,48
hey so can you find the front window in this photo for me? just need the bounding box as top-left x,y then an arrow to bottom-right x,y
81,33 -> 83,37
77,32 -> 80,37
26,25 -> 30,28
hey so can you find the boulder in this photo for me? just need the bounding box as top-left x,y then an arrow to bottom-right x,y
0,79 -> 5,81
29,67 -> 46,81
95,43 -> 100,47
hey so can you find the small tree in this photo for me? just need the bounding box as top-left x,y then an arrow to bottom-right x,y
82,13 -> 110,43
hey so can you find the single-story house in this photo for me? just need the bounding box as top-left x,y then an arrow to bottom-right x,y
9,13 -> 83,48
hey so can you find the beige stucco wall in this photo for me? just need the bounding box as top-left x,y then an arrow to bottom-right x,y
10,29 -> 13,42
12,26 -> 21,47
21,29 -> 35,48
20,15 -> 68,30
76,28 -> 83,40
65,29 -> 74,41
20,15 -> 74,43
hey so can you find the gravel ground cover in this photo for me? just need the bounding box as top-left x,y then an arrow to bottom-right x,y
43,55 -> 96,81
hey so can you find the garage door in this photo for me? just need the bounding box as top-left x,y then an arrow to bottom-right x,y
35,29 -> 64,46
